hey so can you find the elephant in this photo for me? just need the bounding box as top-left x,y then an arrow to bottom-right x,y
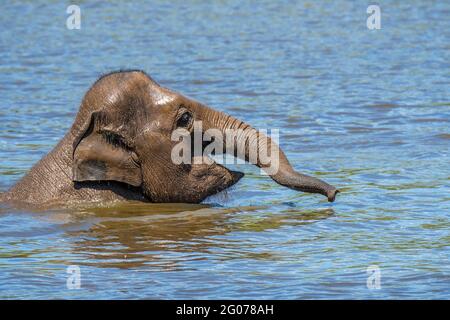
0,70 -> 339,207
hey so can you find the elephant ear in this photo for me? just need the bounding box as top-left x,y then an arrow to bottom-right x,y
72,112 -> 142,187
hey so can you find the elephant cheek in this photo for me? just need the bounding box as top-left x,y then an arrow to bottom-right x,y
140,172 -> 173,202
139,169 -> 198,203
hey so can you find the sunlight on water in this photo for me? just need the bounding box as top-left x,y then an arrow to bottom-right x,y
0,1 -> 449,299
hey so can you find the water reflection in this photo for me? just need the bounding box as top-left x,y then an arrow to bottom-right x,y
50,203 -> 335,269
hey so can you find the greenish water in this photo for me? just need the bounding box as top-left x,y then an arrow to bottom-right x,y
0,1 -> 449,299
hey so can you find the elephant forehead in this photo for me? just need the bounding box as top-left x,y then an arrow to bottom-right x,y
150,86 -> 177,106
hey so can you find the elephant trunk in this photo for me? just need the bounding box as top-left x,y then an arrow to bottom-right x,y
191,103 -> 339,202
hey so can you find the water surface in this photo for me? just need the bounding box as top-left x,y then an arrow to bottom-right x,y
0,1 -> 449,299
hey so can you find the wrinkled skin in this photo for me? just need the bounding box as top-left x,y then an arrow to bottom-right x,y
1,70 -> 339,207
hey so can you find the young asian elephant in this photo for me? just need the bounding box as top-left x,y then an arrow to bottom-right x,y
0,70 -> 339,207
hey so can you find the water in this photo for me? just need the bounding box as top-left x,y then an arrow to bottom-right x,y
0,1 -> 449,299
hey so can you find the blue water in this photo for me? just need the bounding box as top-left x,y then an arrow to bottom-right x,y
0,1 -> 449,299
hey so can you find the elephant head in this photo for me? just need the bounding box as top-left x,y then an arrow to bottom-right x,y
71,70 -> 338,203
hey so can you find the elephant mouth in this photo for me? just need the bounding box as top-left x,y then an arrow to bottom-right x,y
189,155 -> 245,195
186,133 -> 245,198
203,169 -> 244,202
230,170 -> 244,182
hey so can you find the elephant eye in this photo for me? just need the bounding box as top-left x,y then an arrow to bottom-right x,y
177,112 -> 192,128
